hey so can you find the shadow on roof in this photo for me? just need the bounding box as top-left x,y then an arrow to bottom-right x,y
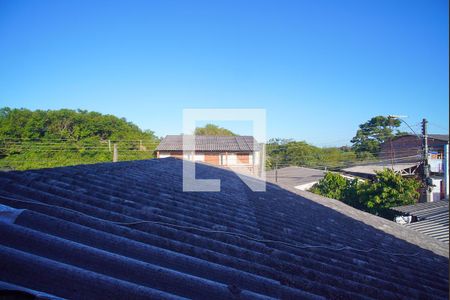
0,157 -> 448,299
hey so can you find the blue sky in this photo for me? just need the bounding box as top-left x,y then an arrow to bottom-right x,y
0,0 -> 448,146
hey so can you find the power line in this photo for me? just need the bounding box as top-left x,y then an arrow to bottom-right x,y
0,148 -> 417,155
270,155 -> 421,169
396,119 -> 421,139
266,150 -> 422,159
0,137 -> 160,141
428,122 -> 449,132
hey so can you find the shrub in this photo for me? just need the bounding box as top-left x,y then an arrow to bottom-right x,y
310,169 -> 421,219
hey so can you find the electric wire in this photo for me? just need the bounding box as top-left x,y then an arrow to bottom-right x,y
0,195 -> 421,257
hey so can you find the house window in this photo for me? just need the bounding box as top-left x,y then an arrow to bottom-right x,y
204,153 -> 219,165
237,153 -> 249,164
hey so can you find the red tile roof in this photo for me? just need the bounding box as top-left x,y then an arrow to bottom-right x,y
156,135 -> 259,151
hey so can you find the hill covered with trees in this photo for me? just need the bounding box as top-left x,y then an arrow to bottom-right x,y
0,107 -> 160,170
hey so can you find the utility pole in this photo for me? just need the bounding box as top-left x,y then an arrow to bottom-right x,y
275,159 -> 278,183
388,116 -> 395,169
389,138 -> 395,169
113,143 -> 118,162
444,144 -> 449,200
258,143 -> 264,178
422,118 -> 431,202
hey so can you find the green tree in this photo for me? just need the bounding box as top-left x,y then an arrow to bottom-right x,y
310,172 -> 349,200
350,116 -> 402,157
266,138 -> 358,170
310,169 -> 421,219
265,138 -> 293,169
358,169 -> 420,216
194,124 -> 236,136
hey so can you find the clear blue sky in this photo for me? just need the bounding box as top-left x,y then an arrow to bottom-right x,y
0,0 -> 448,146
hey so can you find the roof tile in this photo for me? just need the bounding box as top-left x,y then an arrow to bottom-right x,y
156,135 -> 259,152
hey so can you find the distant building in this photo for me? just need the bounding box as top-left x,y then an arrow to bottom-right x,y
379,134 -> 448,163
266,166 -> 325,190
341,134 -> 448,202
155,135 -> 261,173
379,134 -> 449,201
342,162 -> 421,179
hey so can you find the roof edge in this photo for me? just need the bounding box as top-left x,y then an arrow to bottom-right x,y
275,185 -> 450,258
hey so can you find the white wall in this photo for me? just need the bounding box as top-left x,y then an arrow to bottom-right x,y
429,158 -> 444,173
182,152 -> 204,161
253,151 -> 259,165
227,154 -> 237,165
431,177 -> 443,202
194,154 -> 205,161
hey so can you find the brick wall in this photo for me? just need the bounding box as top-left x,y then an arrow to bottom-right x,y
380,135 -> 447,162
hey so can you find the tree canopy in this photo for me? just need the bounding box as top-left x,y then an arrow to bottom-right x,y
0,107 -> 160,170
350,116 -> 403,157
266,138 -> 357,170
310,169 -> 420,218
194,124 -> 237,136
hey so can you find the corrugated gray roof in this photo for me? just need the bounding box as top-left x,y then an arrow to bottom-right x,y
0,158 -> 448,299
266,166 -> 324,186
429,134 -> 449,142
395,134 -> 449,142
342,162 -> 419,176
156,135 -> 259,151
390,134 -> 448,143
393,200 -> 449,243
